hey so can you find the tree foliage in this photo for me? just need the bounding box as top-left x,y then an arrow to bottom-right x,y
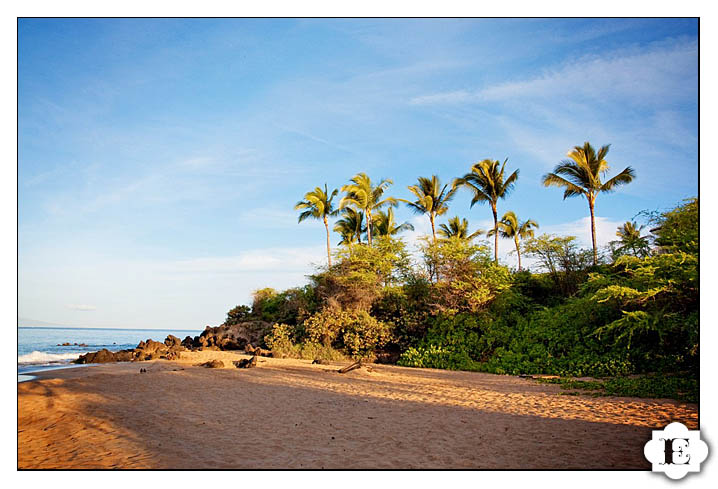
454,158 -> 519,262
227,190 -> 696,401
542,141 -> 635,264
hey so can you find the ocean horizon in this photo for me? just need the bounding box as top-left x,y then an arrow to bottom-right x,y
18,326 -> 202,381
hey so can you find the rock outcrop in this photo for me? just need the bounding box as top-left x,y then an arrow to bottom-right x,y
184,321 -> 272,351
74,320 -> 275,365
75,336 -> 186,364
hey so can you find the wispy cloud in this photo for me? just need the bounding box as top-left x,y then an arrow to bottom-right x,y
411,38 -> 697,106
157,246 -> 326,275
274,123 -> 355,154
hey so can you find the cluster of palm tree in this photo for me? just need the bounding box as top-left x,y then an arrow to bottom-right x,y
295,141 -> 635,269
610,221 -> 650,258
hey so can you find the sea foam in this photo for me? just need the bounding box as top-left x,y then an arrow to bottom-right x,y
18,351 -> 81,365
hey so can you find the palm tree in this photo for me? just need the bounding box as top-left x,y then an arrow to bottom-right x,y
488,211 -> 538,271
612,221 -> 650,258
340,173 -> 397,246
333,208 -> 365,248
295,183 -> 339,267
542,142 -> 635,265
437,216 -> 483,241
454,159 -> 519,262
401,175 -> 457,243
373,208 -> 415,237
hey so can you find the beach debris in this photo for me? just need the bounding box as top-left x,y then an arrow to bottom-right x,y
245,344 -> 273,357
233,355 -> 258,369
198,359 -> 225,368
140,368 -> 147,373
518,374 -> 560,380
338,360 -> 363,374
312,359 -> 327,365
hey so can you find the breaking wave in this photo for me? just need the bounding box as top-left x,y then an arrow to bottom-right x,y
18,351 -> 81,365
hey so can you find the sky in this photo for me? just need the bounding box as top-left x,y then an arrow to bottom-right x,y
18,18 -> 699,330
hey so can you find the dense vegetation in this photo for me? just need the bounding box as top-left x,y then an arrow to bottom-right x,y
227,142 -> 698,401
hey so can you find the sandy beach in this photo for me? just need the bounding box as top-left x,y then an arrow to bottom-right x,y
18,350 -> 698,469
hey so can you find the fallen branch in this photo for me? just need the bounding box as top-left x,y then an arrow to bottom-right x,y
338,360 -> 362,374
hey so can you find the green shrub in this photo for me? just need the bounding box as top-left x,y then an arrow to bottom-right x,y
264,323 -> 346,361
397,345 -> 482,371
264,323 -> 298,358
297,342 -> 346,362
303,308 -> 393,358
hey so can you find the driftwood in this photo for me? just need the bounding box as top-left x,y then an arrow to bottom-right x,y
338,360 -> 362,374
234,354 -> 258,369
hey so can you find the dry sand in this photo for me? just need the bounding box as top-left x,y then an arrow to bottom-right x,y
18,350 -> 698,469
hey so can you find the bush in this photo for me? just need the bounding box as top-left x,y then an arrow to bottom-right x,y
303,308 -> 393,358
419,238 -> 512,314
371,283 -> 432,349
264,323 -> 346,361
297,342 -> 346,362
397,345 -> 482,371
264,323 -> 298,358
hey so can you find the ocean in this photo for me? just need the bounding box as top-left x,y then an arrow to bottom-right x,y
18,326 -> 201,382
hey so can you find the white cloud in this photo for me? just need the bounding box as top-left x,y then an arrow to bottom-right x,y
237,207 -> 299,229
541,216 -> 624,250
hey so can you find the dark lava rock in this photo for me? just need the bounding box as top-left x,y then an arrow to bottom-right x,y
234,355 -> 258,369
199,359 -> 224,368
181,336 -> 194,349
164,335 -> 181,348
76,348 -> 118,364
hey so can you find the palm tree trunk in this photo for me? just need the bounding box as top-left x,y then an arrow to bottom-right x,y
492,203 -> 498,262
515,236 -> 521,271
366,210 -> 372,246
324,216 -> 332,267
430,214 -> 436,243
588,197 -> 597,265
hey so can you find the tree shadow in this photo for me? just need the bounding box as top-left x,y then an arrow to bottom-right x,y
18,362 -> 697,469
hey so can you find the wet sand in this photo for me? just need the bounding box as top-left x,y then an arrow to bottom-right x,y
17,350 -> 698,469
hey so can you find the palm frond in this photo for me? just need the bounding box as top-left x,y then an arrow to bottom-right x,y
542,172 -> 587,199
600,166 -> 635,192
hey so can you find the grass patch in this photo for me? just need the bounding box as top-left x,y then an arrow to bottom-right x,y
536,374 -> 697,403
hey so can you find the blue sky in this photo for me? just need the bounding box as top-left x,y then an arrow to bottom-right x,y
18,18 -> 698,330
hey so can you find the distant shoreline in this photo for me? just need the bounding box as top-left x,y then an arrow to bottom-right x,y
18,326 -> 201,332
